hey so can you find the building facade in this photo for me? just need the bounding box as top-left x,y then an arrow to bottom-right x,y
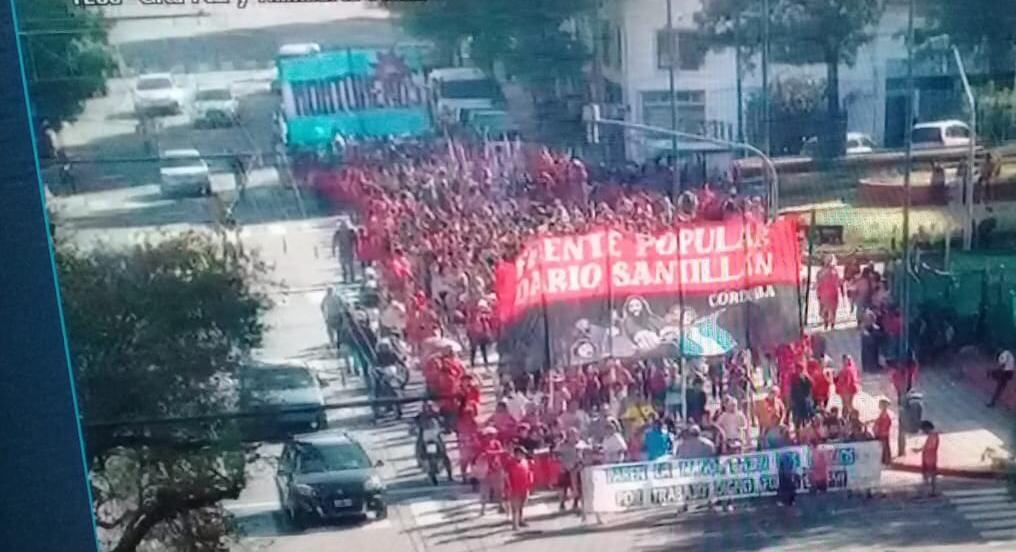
588,0 -> 932,162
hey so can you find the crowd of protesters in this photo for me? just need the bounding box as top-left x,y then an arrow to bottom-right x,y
310,137 -> 919,526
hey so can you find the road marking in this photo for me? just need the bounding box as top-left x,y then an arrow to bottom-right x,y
362,518 -> 393,530
949,495 -> 1012,506
966,510 -> 1016,521
957,502 -> 1012,513
944,487 -> 1009,498
947,488 -> 1016,542
982,528 -> 1016,541
224,500 -> 279,512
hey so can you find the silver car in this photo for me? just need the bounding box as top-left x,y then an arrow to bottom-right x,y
159,149 -> 211,197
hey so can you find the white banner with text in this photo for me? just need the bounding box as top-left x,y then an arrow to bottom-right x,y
580,441 -> 883,513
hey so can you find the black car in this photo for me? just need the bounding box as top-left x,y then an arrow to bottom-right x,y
275,432 -> 387,529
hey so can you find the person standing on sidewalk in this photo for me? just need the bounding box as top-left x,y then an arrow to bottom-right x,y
988,348 -> 1015,407
332,220 -> 359,283
913,420 -> 940,497
872,397 -> 893,465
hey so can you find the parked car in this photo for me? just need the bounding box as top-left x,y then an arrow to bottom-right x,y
193,87 -> 239,127
275,431 -> 386,529
800,132 -> 876,157
912,120 -> 972,149
239,362 -> 327,438
133,73 -> 189,116
158,149 -> 211,197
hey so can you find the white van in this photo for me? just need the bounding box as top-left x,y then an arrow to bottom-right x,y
427,67 -> 502,125
912,120 -> 972,149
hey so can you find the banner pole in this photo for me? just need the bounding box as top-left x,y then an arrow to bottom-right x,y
803,209 -> 817,331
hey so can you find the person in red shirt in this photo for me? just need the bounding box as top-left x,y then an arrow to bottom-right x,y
505,446 -> 535,530
456,403 -> 480,482
872,398 -> 893,465
466,299 -> 495,367
834,354 -> 861,417
808,360 -> 832,409
913,420 -> 940,496
816,256 -> 842,331
475,436 -> 507,516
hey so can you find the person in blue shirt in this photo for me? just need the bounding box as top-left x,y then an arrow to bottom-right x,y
642,417 -> 673,461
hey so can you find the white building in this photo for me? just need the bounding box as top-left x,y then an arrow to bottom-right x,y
588,0 -> 916,163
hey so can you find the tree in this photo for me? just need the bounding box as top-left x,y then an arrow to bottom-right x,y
15,0 -> 116,126
746,76 -> 829,155
386,0 -> 594,141
921,0 -> 1016,80
697,0 -> 882,157
56,233 -> 272,551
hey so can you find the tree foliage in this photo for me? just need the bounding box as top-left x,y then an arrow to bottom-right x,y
920,0 -> 1016,78
697,0 -> 882,156
56,233 -> 272,551
976,84 -> 1016,146
386,0 -> 593,93
746,76 -> 829,155
15,0 -> 116,126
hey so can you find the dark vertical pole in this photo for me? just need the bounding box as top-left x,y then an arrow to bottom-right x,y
901,0 -> 916,362
803,209 -> 817,328
0,1 -> 100,550
666,0 -> 682,200
735,15 -> 745,145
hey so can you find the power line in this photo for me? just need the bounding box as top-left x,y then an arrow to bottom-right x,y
84,392 -> 441,431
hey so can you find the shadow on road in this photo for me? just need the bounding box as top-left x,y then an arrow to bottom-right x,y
63,185 -> 327,230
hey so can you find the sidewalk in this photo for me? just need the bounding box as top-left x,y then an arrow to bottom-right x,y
821,327 -> 1014,479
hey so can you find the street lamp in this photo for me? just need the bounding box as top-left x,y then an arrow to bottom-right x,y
666,0 -> 681,201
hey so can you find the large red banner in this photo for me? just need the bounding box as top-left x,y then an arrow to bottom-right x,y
495,217 -> 801,324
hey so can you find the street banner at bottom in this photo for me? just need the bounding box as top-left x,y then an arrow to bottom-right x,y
581,440 -> 883,514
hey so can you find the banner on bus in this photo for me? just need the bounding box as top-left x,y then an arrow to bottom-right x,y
580,441 -> 883,514
493,217 -> 802,370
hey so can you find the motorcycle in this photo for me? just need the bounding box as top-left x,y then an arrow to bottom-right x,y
419,429 -> 453,485
370,366 -> 404,422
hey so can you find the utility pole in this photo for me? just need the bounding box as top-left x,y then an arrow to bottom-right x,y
735,13 -> 744,145
666,0 -> 681,200
762,0 -> 771,156
899,0 -> 915,460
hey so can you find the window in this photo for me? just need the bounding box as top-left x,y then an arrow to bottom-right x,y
600,22 -> 623,69
947,125 -> 970,138
656,30 -> 707,71
137,77 -> 173,91
912,127 -> 943,144
640,90 -> 706,135
296,443 -> 372,474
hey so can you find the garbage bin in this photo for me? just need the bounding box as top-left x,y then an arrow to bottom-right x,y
902,391 -> 924,434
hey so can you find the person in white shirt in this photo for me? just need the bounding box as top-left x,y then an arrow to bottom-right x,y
714,397 -> 748,451
989,348 -> 1015,407
505,388 -> 532,422
600,419 -> 628,464
560,400 -> 590,435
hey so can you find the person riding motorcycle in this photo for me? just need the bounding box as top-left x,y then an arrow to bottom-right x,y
414,403 -> 454,482
373,338 -> 409,390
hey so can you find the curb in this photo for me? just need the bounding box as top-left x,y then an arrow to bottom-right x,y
888,461 -> 1008,480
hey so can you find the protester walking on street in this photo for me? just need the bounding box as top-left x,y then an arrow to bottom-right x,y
557,428 -> 588,512
835,354 -> 861,417
333,219 -> 359,283
873,397 -> 893,465
988,348 -> 1015,407
914,420 -> 940,497
505,446 -> 534,530
320,287 -> 344,347
816,255 -> 842,331
790,364 -> 815,430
